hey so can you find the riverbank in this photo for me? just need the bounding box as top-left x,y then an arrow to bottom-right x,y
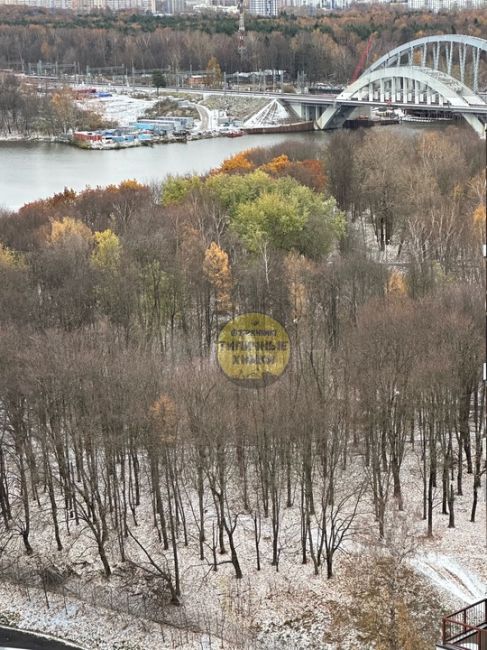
0,133 -> 62,143
0,132 -> 321,210
1,86 -> 445,151
0,123 -> 455,210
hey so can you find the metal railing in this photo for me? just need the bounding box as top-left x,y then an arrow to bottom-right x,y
442,598 -> 487,649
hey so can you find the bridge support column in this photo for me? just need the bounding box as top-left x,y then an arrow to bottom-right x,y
404,77 -> 410,102
433,42 -> 440,70
462,113 -> 486,139
316,103 -> 355,130
473,47 -> 480,94
459,44 -> 466,84
447,43 -> 453,76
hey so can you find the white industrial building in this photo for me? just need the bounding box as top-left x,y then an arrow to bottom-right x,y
408,0 -> 485,8
0,0 -> 155,8
248,0 -> 280,15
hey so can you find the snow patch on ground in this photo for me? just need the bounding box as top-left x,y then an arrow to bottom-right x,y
78,91 -> 159,127
0,432 -> 485,648
244,100 -> 292,127
413,552 -> 486,604
0,582 -> 223,649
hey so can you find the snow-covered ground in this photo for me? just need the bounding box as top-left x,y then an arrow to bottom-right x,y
78,91 -> 160,127
0,445 -> 484,650
0,582 -> 224,649
77,89 -> 296,133
243,100 -> 293,127
414,552 -> 485,605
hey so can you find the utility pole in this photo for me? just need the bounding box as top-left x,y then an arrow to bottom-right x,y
238,0 -> 246,62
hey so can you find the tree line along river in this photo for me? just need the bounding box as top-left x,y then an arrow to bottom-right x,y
0,134 -> 319,210
0,124 -> 439,211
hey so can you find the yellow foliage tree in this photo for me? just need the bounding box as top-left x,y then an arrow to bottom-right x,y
0,243 -> 20,268
117,179 -> 145,191
283,252 -> 313,322
51,89 -> 77,134
149,394 -> 178,445
472,203 -> 486,230
49,217 -> 92,247
387,270 -> 407,296
203,242 -> 233,313
91,229 -> 121,271
206,56 -> 222,87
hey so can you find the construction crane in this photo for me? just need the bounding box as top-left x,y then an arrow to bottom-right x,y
350,35 -> 375,83
238,0 -> 246,60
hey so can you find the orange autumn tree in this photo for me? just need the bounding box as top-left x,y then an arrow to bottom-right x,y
259,156 -> 327,192
214,151 -> 326,192
203,241 -> 233,313
288,159 -> 327,192
216,150 -> 255,175
472,203 -> 486,238
259,154 -> 291,175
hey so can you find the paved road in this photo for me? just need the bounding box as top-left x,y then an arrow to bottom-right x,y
0,627 -> 84,650
195,103 -> 210,130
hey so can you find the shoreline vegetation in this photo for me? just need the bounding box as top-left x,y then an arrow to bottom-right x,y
0,75 -> 294,147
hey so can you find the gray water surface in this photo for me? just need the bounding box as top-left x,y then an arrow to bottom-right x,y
0,133 -> 322,210
0,123 -> 445,211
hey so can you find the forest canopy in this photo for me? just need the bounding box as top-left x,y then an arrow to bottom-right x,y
0,6 -> 486,82
0,128 -> 485,649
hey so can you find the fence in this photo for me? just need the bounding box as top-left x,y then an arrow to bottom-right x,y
0,557 -> 251,649
442,598 -> 487,650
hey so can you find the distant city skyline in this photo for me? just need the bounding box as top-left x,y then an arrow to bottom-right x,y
0,0 -> 485,13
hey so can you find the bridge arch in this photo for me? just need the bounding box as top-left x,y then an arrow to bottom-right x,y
365,34 -> 487,94
339,66 -> 482,107
316,65 -> 486,137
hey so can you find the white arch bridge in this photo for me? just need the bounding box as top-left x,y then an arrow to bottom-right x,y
282,35 -> 487,138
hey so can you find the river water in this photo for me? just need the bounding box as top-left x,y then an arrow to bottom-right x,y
0,124 -> 442,211
0,133 -> 324,211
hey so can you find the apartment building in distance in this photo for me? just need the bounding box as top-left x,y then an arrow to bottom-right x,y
0,0 -> 156,9
325,0 -> 486,7
248,0 -> 279,15
407,0 -> 485,8
0,0 -> 484,13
